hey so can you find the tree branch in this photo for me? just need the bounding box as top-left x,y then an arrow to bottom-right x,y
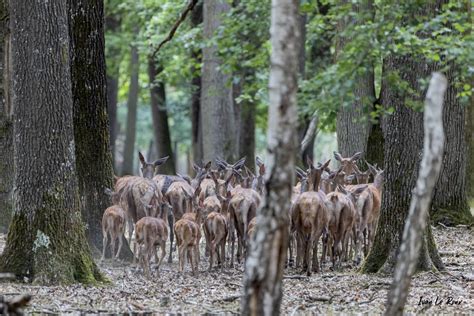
151,0 -> 200,59
300,110 -> 319,154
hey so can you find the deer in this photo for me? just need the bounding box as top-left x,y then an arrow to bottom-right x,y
163,168 -> 208,264
174,215 -> 201,275
203,189 -> 231,272
134,202 -> 170,278
324,185 -> 367,269
119,152 -> 169,246
101,188 -> 127,261
333,151 -> 363,175
291,158 -> 330,275
227,171 -> 261,267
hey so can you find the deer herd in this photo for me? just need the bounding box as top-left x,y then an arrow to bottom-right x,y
101,151 -> 384,277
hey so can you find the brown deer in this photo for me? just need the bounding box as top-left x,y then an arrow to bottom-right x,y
101,188 -> 127,261
134,202 -> 170,277
333,151 -> 362,175
324,185 -> 367,268
204,205 -> 229,271
291,158 -> 330,275
174,217 -> 200,275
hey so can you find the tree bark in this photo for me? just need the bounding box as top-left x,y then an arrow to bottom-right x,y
431,65 -> 471,225
201,0 -> 236,164
385,73 -> 447,316
239,99 -> 255,171
241,0 -> 300,315
105,14 -> 120,168
335,0 -> 375,161
0,0 -> 102,284
361,55 -> 441,274
122,45 -> 140,175
68,0 -> 116,253
0,0 -> 12,234
190,2 -> 203,164
148,58 -> 176,174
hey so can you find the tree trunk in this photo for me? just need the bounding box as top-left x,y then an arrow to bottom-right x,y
431,66 -> 471,225
0,0 -> 102,284
122,45 -> 140,175
105,14 -> 120,168
384,73 -> 447,316
68,0 -> 116,253
190,2 -> 203,165
241,0 -> 300,314
336,0 -> 375,160
361,55 -> 441,274
201,0 -> 235,164
148,58 -> 176,174
0,0 -> 12,234
239,99 -> 255,171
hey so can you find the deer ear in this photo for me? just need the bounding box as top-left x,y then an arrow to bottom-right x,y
259,164 -> 265,176
104,188 -> 114,196
138,151 -> 146,165
350,152 -> 363,162
233,156 -> 246,170
333,151 -> 343,162
255,156 -> 264,167
193,163 -> 200,172
306,156 -> 314,170
204,161 -> 212,171
154,156 -> 169,167
367,162 -> 377,176
321,159 -> 331,170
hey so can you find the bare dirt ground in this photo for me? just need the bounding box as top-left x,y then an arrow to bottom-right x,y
1,225 -> 473,315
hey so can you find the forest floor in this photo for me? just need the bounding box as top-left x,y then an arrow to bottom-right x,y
0,225 -> 473,315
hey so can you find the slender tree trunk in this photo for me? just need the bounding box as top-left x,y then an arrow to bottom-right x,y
239,99 -> 255,171
190,2 -> 203,165
148,58 -> 175,174
122,45 -> 139,175
241,0 -> 300,314
0,0 -> 102,284
201,0 -> 235,164
336,0 -> 375,160
385,73 -> 447,316
0,0 -> 12,234
233,76 -> 242,159
361,55 -> 441,274
105,14 -> 120,168
68,0 -> 116,253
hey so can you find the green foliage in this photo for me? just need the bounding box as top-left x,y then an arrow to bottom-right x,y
105,0 -> 473,165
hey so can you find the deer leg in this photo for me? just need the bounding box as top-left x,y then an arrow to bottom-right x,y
110,234 -> 116,262
116,234 -> 123,260
168,214 -> 174,263
101,231 -> 108,262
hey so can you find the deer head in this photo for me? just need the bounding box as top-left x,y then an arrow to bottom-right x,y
366,162 -> 384,190
296,166 -> 308,193
252,156 -> 266,195
306,157 -> 331,191
333,151 -> 362,175
104,188 -> 121,205
191,161 -> 211,189
138,152 -> 169,179
215,156 -> 246,182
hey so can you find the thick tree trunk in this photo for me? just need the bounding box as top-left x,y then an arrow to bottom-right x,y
0,0 -> 12,234
122,45 -> 140,175
0,0 -> 102,284
201,0 -> 235,164
241,0 -> 300,315
336,0 -> 375,160
105,14 -> 120,168
431,66 -> 471,225
362,55 -> 441,274
190,2 -> 203,164
385,73 -> 447,316
148,58 -> 176,174
68,0 -> 117,254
